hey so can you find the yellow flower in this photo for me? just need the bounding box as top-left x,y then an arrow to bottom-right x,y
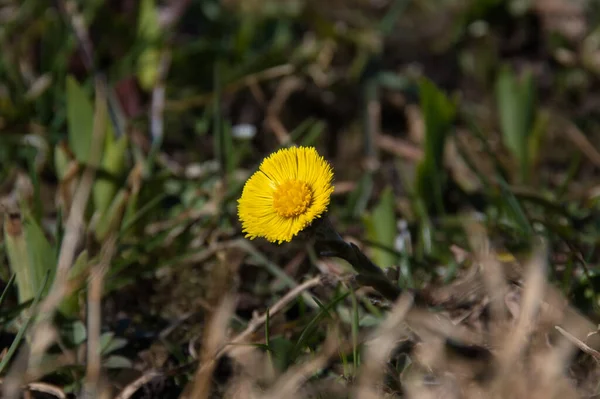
238,146 -> 335,244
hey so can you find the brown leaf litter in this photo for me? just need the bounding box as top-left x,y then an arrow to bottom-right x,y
121,228 -> 600,398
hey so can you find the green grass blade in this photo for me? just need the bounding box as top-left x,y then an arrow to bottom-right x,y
495,65 -> 536,182
362,186 -> 398,269
120,192 -> 168,235
496,176 -> 533,237
0,274 -> 16,309
291,291 -> 349,359
350,288 -> 359,372
299,120 -> 325,147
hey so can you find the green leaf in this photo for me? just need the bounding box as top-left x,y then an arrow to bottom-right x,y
4,208 -> 55,304
233,15 -> 258,56
99,332 -> 114,350
136,0 -> 162,90
377,71 -> 411,91
54,144 -> 71,181
23,210 -> 55,296
103,355 -> 133,369
267,337 -> 295,372
495,65 -> 536,182
362,186 -> 397,269
94,188 -> 129,241
66,76 -> 95,163
93,134 -> 128,216
59,250 -> 89,316
346,173 -> 374,219
69,250 -> 90,281
528,108 -> 549,171
61,320 -> 87,347
415,77 -> 457,214
100,333 -> 128,355
359,314 -> 382,327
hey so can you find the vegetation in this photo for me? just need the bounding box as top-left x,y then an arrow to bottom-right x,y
1,0 -> 600,397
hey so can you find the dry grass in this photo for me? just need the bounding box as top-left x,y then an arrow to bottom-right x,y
101,227 -> 600,399
8,230 -> 593,399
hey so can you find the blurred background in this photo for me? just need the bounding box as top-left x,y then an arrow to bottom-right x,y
1,0 -> 600,397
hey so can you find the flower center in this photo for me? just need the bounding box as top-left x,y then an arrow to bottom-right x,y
272,179 -> 312,218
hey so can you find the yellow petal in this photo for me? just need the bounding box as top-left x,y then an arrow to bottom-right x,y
237,146 -> 334,243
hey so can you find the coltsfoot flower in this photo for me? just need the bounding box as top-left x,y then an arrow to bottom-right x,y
238,146 -> 334,243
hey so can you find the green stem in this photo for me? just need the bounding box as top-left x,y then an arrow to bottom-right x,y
312,217 -> 403,301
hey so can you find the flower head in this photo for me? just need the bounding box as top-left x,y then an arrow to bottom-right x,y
238,146 -> 334,243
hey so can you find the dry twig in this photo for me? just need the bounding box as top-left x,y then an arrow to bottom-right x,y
83,235 -> 118,397
3,77 -> 108,399
229,276 -> 322,347
555,326 -> 600,362
114,371 -> 164,399
183,296 -> 237,399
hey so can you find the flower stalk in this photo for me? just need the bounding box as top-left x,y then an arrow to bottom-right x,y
310,217 -> 404,302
